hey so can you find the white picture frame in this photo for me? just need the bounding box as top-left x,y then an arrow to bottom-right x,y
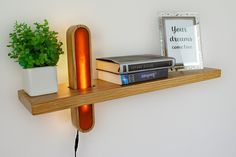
159,12 -> 203,70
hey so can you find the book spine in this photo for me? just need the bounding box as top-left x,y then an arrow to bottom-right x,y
120,60 -> 174,73
120,68 -> 168,85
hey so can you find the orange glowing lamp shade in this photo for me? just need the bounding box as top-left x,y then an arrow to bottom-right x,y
74,28 -> 91,89
74,27 -> 94,131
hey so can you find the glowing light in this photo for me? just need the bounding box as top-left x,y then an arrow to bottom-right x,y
74,27 -> 94,131
81,105 -> 89,112
75,27 -> 91,90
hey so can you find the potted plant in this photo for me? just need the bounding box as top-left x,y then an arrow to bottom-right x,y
7,20 -> 64,96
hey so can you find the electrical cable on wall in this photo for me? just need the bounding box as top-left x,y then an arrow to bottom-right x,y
74,130 -> 79,157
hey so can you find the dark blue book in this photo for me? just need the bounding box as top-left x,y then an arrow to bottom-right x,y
98,68 -> 168,85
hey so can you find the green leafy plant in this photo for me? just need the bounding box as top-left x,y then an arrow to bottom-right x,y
7,20 -> 64,69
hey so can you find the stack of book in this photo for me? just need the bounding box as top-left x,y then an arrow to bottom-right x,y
96,54 -> 175,85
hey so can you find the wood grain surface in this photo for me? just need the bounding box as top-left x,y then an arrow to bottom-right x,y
18,67 -> 221,115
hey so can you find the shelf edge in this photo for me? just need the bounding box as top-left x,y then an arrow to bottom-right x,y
23,68 -> 221,115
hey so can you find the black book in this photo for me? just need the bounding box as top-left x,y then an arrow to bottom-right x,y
96,54 -> 175,74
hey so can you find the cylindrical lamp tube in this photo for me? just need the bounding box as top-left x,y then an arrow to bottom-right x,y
66,25 -> 94,132
74,27 -> 94,131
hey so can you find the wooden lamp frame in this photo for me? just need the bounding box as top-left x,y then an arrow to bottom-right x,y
66,25 -> 95,132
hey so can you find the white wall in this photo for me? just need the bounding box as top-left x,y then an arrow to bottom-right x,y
0,0 -> 235,157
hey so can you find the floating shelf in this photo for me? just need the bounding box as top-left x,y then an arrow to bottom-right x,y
18,67 -> 221,115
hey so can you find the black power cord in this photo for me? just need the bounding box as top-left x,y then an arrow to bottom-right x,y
74,130 -> 79,157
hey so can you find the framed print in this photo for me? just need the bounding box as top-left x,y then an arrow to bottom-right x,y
159,12 -> 203,70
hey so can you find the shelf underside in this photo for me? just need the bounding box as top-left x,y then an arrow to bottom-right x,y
18,67 -> 221,115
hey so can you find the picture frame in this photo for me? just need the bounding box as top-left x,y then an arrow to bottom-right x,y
159,12 -> 203,70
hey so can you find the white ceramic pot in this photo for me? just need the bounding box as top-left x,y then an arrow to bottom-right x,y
23,66 -> 58,96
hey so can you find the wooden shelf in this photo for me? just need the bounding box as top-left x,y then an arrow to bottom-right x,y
18,67 -> 221,115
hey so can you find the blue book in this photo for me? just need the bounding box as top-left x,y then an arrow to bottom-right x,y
98,68 -> 168,85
